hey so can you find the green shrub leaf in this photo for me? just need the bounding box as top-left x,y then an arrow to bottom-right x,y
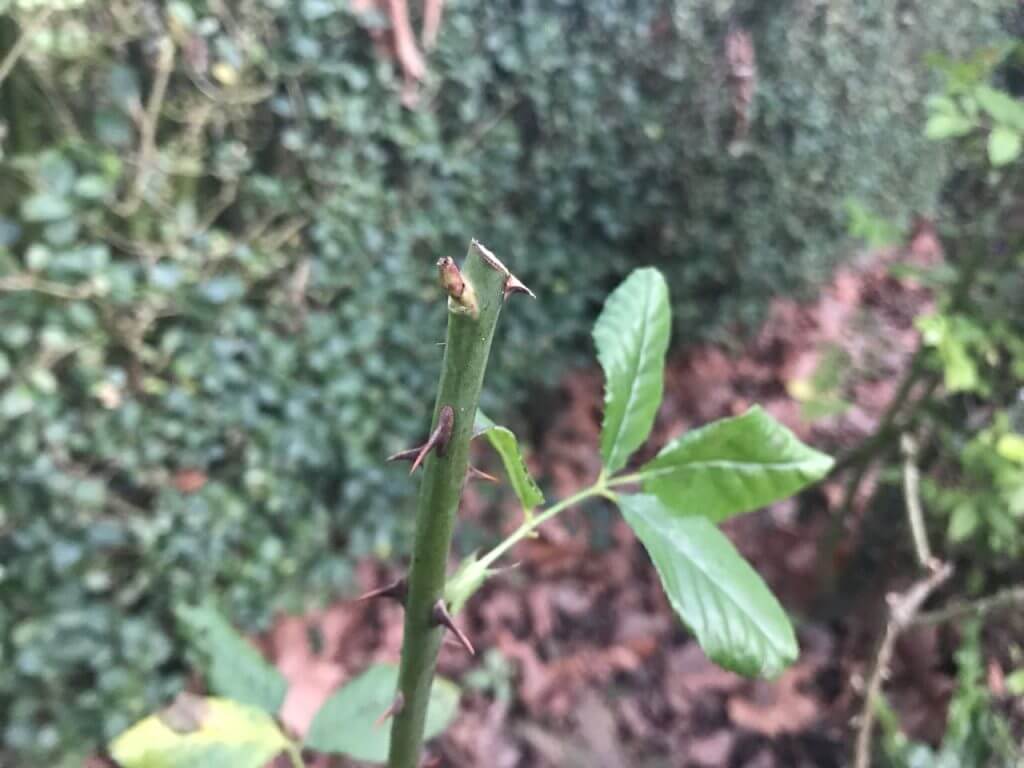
636,406 -> 833,523
975,85 -> 1024,131
20,193 -> 72,222
110,695 -> 291,768
305,664 -> 459,762
925,113 -> 975,140
176,604 -> 287,715
988,126 -> 1022,166
474,411 -> 544,510
617,494 -> 797,677
594,268 -> 671,474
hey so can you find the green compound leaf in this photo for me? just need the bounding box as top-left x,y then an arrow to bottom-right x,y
176,603 -> 287,715
617,494 -> 797,677
636,406 -> 833,523
474,410 -> 544,510
305,663 -> 459,762
593,268 -> 671,474
110,695 -> 291,768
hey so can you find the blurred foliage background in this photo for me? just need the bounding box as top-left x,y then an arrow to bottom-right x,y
0,0 -> 1013,762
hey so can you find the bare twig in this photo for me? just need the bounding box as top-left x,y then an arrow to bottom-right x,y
117,37 -> 175,216
453,95 -> 521,156
0,274 -> 94,301
913,585 -> 1024,628
853,562 -> 953,768
853,426 -> 951,768
0,9 -> 54,87
421,0 -> 444,50
900,433 -> 933,567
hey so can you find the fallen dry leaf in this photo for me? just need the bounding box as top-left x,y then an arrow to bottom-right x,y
727,663 -> 818,736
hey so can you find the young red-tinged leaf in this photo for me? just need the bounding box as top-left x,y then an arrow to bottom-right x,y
617,494 -> 797,677
593,268 -> 671,474
305,664 -> 459,762
474,410 -> 544,511
636,406 -> 833,523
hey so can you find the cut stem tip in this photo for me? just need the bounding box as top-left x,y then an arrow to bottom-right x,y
469,239 -> 534,300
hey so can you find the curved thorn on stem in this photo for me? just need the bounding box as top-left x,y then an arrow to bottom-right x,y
388,406 -> 455,474
355,577 -> 408,605
467,465 -> 500,484
410,406 -> 454,473
374,692 -> 405,727
431,599 -> 475,655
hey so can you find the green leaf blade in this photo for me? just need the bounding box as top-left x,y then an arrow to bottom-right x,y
594,268 -> 671,474
975,85 -> 1024,130
474,410 -> 544,510
988,126 -> 1022,167
637,406 -> 833,523
924,113 -> 974,140
305,663 -> 459,762
618,494 -> 797,677
176,604 -> 287,715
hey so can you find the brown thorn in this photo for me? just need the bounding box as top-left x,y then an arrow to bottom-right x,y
389,406 -> 456,474
373,692 -> 405,727
467,465 -> 500,484
503,273 -> 535,300
354,577 -> 407,604
410,405 -> 454,474
432,599 -> 475,655
387,447 -> 421,463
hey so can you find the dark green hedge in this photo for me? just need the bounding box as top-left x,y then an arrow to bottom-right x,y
0,0 -> 1004,761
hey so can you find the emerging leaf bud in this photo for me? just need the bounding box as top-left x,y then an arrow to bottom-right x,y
437,257 -> 478,318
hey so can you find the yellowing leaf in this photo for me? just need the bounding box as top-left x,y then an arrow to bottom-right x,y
996,433 -> 1024,465
786,377 -> 814,402
988,126 -> 1022,167
212,62 -> 238,86
924,113 -> 974,140
110,695 -> 290,768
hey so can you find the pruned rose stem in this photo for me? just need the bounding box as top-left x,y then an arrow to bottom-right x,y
387,241 -> 509,768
